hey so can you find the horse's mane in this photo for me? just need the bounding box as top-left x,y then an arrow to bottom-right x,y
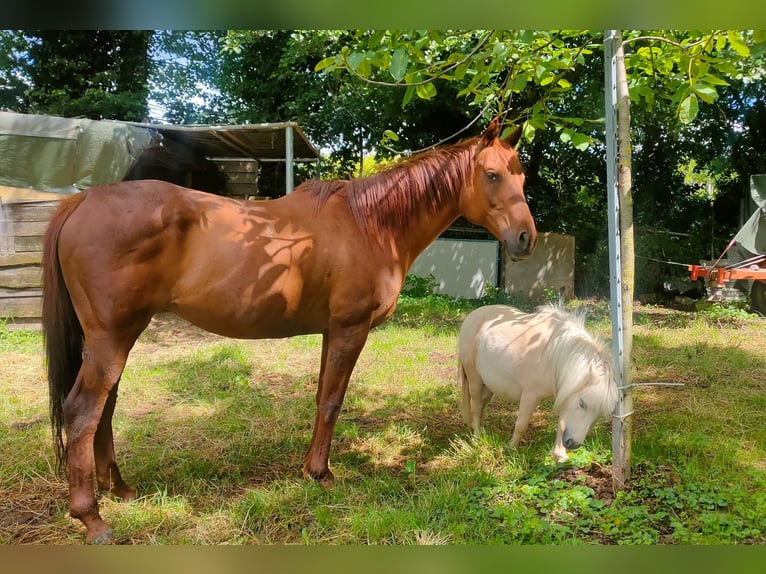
538,304 -> 617,416
297,138 -> 479,236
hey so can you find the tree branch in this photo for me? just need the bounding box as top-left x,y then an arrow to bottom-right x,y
343,30 -> 495,88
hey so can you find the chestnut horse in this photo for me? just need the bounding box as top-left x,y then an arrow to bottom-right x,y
42,118 -> 536,543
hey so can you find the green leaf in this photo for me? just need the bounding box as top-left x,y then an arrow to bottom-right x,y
402,85 -> 416,108
540,74 -> 555,86
679,93 -> 699,124
571,132 -> 590,150
389,49 -> 408,82
357,57 -> 371,78
346,52 -> 365,73
415,81 -> 437,100
382,129 -> 399,142
511,74 -> 528,92
715,33 -> 727,52
693,83 -> 718,104
699,73 -> 729,87
522,122 -> 536,141
726,31 -> 750,57
314,56 -> 336,73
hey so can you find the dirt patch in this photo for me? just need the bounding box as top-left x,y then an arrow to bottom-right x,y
138,313 -> 227,346
558,462 -> 615,504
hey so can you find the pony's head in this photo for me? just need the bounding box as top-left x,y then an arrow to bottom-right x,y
548,313 -> 618,462
460,117 -> 537,261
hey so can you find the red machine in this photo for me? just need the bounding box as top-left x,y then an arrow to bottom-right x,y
688,175 -> 766,314
689,252 -> 766,313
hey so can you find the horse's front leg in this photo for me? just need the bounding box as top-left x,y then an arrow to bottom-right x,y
510,393 -> 539,448
303,324 -> 370,485
550,417 -> 569,462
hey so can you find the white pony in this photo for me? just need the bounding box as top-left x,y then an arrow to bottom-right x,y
458,304 -> 617,462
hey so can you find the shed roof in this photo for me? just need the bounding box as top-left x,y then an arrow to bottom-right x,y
126,121 -> 321,162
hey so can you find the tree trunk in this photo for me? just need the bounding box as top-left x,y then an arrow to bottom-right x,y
605,31 -> 634,489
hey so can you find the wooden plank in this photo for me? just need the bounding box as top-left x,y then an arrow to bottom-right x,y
0,287 -> 42,298
0,265 -> 42,289
14,236 -> 43,253
9,220 -> 48,236
0,295 -> 42,319
0,252 -> 42,266
6,201 -> 60,222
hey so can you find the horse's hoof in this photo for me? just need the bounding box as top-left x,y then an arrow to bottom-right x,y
112,484 -> 137,501
317,474 -> 334,489
87,527 -> 113,545
303,467 -> 334,487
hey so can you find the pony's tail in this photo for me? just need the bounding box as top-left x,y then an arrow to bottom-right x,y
42,193 -> 86,476
458,361 -> 473,426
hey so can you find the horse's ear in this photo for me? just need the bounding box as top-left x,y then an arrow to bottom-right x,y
480,117 -> 501,147
503,125 -> 523,148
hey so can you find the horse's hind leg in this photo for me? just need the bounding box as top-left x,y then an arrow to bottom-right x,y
94,381 -> 136,500
64,336 -> 137,543
463,365 -> 492,438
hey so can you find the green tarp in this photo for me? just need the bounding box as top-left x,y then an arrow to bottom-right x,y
0,111 -> 155,194
734,175 -> 766,255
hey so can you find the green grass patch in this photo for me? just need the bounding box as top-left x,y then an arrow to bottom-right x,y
0,294 -> 764,544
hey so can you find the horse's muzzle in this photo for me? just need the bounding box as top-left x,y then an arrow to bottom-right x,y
504,228 -> 537,261
563,430 -> 582,451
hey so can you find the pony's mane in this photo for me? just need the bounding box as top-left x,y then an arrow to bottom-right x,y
297,138 -> 479,236
537,304 -> 617,416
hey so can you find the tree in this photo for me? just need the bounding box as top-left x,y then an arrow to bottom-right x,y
219,30 -> 479,180
25,31 -> 151,121
0,31 -> 31,112
148,30 -> 229,124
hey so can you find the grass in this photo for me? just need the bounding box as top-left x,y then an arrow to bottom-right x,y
0,294 -> 765,544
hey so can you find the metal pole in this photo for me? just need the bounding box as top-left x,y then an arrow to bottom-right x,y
285,125 -> 294,194
604,30 -> 632,489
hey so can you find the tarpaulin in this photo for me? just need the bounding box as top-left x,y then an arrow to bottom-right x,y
0,111 -> 155,193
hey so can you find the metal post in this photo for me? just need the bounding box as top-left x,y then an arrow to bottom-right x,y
604,30 -> 632,488
285,125 -> 294,194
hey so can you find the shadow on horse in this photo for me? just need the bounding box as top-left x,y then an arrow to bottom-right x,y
42,117 -> 537,542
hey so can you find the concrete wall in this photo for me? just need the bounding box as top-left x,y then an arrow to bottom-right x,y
410,233 -> 575,302
505,232 -> 575,300
409,238 -> 499,299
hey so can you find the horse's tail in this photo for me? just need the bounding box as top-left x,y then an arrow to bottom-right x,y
42,192 -> 87,475
458,360 -> 473,426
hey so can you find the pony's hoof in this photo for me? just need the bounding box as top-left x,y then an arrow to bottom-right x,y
551,452 -> 569,463
87,527 -> 113,545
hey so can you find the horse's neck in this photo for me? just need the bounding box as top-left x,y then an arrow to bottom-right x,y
389,149 -> 473,269
394,200 -> 462,270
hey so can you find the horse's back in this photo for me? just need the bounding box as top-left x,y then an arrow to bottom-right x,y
460,304 -> 556,401
458,304 -> 527,362
53,179 -> 394,340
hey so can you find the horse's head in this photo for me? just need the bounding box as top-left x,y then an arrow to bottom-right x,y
460,118 -> 537,261
552,359 -> 617,463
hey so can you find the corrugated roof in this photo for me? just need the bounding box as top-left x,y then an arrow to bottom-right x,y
126,121 -> 321,162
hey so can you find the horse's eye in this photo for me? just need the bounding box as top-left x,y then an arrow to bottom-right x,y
578,399 -> 586,409
486,171 -> 500,183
